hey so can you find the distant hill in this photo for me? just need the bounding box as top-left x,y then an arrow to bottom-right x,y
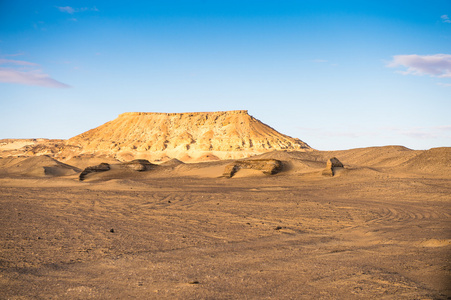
65,110 -> 311,161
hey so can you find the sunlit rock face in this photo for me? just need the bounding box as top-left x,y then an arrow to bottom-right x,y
66,110 -> 311,161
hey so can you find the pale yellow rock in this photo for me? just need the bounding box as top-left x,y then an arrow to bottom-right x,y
66,110 -> 311,161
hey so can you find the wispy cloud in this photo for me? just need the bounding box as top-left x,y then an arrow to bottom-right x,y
296,127 -> 379,138
441,15 -> 451,23
312,59 -> 328,63
57,6 -> 75,14
385,126 -> 451,139
81,6 -> 99,12
3,52 -> 25,57
437,125 -> 451,131
56,6 -> 98,14
387,54 -> 451,78
401,130 -> 436,139
0,59 -> 38,66
437,82 -> 451,87
0,58 -> 70,88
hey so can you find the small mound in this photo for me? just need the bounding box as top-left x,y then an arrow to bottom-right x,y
159,158 -> 184,167
175,161 -> 228,178
322,146 -> 416,168
115,152 -> 136,162
398,147 -> 451,176
178,154 -> 192,162
195,153 -> 220,161
250,150 -> 327,174
419,239 -> 451,248
0,156 -> 29,170
63,154 -> 119,169
119,159 -> 156,171
5,155 -> 80,177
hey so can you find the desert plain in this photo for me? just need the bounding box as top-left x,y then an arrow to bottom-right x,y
0,112 -> 450,299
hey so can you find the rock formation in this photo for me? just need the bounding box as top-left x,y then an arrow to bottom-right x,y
322,157 -> 344,176
223,159 -> 283,178
120,159 -> 156,171
67,110 -> 311,161
79,159 -> 156,181
79,163 -> 110,181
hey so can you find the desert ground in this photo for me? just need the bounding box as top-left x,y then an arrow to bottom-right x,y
0,147 -> 450,299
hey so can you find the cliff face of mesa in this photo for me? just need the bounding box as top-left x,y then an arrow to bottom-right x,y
66,110 -> 311,160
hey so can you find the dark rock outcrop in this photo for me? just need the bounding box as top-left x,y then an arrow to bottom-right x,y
78,159 -> 156,181
322,157 -> 344,176
79,163 -> 110,181
119,159 -> 155,171
223,159 -> 283,178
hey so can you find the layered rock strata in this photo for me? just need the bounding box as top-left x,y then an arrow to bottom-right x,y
67,110 -> 311,161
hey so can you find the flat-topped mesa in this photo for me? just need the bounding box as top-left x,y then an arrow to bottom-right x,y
119,110 -> 249,117
67,110 -> 311,160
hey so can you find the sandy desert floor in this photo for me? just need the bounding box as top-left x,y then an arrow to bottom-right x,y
0,149 -> 450,299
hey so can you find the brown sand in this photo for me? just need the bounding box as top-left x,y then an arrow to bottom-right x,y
0,147 -> 450,299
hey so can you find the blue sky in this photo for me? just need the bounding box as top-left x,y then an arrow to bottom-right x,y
1,0 -> 450,150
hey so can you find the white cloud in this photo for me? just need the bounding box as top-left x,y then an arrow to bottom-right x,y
312,59 -> 328,63
57,6 -> 98,14
0,59 -> 39,66
3,52 -> 25,57
385,126 -> 451,140
296,127 -> 379,138
0,59 -> 70,88
0,68 -> 70,88
80,7 -> 99,12
441,15 -> 451,23
437,82 -> 451,87
57,6 -> 75,14
401,130 -> 436,139
387,54 -> 451,78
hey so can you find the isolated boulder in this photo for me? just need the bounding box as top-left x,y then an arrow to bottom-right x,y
322,157 -> 344,177
223,159 -> 283,178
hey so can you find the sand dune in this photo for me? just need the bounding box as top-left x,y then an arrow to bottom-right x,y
0,155 -> 80,177
320,146 -> 416,168
397,147 -> 451,176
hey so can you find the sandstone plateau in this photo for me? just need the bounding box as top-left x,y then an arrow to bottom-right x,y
66,110 -> 311,161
